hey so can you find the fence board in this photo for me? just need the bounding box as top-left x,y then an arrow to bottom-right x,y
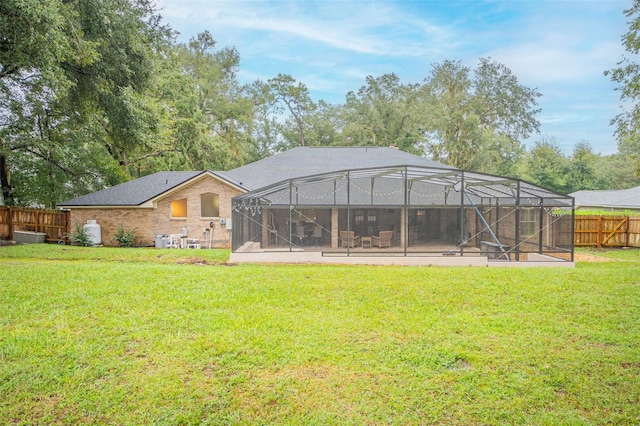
0,207 -> 9,240
574,216 -> 600,246
0,207 -> 69,242
629,217 -> 640,247
574,215 -> 640,248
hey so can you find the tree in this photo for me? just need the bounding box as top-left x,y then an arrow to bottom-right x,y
0,0 -> 172,206
342,73 -> 427,154
0,0 -> 75,205
521,139 -> 571,194
305,101 -> 345,147
143,31 -> 256,174
606,0 -> 640,175
265,74 -> 316,148
468,131 -> 525,177
424,58 -> 541,170
62,0 -> 170,178
567,141 -> 598,192
594,153 -> 640,189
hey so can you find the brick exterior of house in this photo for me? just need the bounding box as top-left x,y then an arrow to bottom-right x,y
69,175 -> 242,247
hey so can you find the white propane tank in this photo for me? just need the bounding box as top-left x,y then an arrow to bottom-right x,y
83,220 -> 102,245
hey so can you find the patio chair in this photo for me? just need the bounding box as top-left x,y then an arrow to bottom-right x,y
339,231 -> 360,248
372,230 -> 393,248
312,225 -> 322,246
168,234 -> 182,249
293,225 -> 306,246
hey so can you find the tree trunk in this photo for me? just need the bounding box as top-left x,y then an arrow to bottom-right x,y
0,154 -> 12,206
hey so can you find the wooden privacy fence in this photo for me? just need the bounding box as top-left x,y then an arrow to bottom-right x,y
0,207 -> 70,243
574,215 -> 640,248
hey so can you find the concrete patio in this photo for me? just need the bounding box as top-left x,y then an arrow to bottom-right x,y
229,243 -> 574,267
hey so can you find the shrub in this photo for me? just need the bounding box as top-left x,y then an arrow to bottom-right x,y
69,224 -> 93,247
113,225 -> 137,248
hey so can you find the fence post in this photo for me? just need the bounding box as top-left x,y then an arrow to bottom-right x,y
625,216 -> 629,248
597,216 -> 602,248
8,207 -> 13,240
65,210 -> 71,240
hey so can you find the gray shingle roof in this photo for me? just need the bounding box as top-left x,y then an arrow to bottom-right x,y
57,147 -> 452,207
570,185 -> 640,209
58,171 -> 205,207
217,147 -> 452,191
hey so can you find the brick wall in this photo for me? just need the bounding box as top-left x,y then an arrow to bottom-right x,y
154,175 -> 241,248
71,208 -> 154,247
70,175 -> 242,248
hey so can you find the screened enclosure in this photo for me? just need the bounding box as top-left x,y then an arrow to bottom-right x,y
232,166 -> 574,262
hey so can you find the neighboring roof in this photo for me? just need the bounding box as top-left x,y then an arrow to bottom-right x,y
570,185 -> 640,209
58,171 -> 206,207
217,147 -> 453,191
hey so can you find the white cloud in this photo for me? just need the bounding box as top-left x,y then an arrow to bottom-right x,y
158,0 -> 456,57
155,0 -> 627,153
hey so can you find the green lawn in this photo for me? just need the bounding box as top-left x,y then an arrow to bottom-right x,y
1,245 -> 639,425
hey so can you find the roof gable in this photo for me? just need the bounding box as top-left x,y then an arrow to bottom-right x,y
58,171 -> 205,207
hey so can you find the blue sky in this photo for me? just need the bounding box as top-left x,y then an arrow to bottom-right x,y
156,0 -> 630,155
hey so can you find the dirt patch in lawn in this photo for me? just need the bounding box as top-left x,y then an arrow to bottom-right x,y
573,252 -> 615,262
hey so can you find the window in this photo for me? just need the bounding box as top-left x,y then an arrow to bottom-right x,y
520,208 -> 537,237
171,198 -> 187,218
201,193 -> 219,218
354,209 -> 377,224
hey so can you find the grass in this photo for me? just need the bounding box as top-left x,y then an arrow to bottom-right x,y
0,243 -> 230,264
1,245 -> 639,424
574,209 -> 640,216
577,246 -> 640,262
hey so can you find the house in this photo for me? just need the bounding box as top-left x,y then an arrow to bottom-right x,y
57,147 -> 446,247
57,170 -> 244,248
570,185 -> 640,212
58,147 -> 575,264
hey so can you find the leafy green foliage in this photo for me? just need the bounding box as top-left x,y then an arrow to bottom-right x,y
264,73 -> 317,149
0,0 -> 635,208
68,223 -> 92,247
113,225 -> 137,248
605,0 -> 640,175
343,73 -> 426,154
520,139 -> 571,193
0,0 -> 168,206
425,58 -> 540,170
575,209 -> 640,216
593,153 -> 640,189
567,141 -> 598,192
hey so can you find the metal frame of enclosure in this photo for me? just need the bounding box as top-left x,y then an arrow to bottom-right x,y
232,165 -> 574,262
